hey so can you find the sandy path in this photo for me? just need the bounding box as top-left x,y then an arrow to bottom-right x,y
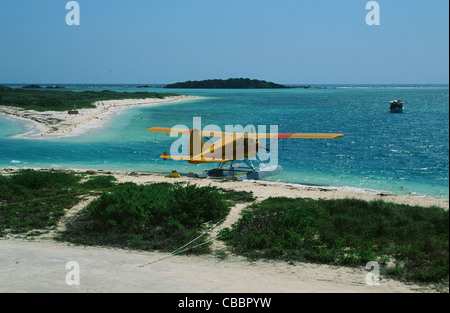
0,239 -> 429,293
37,195 -> 99,240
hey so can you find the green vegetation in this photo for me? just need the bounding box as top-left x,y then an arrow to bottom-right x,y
220,197 -> 449,284
79,175 -> 118,190
217,188 -> 256,203
60,183 -> 232,254
0,170 -> 236,254
1,169 -> 448,287
0,170 -> 117,236
165,78 -> 289,89
0,85 -> 180,112
0,170 -> 243,254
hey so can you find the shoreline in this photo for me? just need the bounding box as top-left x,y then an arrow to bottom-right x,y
1,168 -> 448,209
0,95 -> 201,140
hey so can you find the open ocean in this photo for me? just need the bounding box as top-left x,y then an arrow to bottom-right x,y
0,85 -> 448,199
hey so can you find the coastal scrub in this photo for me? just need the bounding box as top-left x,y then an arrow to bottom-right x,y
59,182 -> 233,254
0,170 -> 117,236
0,85 -> 180,112
220,197 -> 449,284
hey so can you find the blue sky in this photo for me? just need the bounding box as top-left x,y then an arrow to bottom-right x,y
0,0 -> 448,84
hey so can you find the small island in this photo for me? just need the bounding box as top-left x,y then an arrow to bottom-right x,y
165,78 -> 289,89
22,84 -> 43,89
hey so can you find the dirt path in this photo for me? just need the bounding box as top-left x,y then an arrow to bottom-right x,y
37,195 -> 99,240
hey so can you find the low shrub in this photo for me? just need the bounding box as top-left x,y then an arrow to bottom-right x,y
220,197 -> 449,283
60,183 -> 232,254
0,171 -> 120,236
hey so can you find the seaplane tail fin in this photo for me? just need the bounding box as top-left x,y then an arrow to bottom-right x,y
189,129 -> 207,157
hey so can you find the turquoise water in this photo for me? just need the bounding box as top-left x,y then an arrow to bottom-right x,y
0,86 -> 448,198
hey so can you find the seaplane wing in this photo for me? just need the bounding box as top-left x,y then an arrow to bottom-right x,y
148,127 -> 237,137
149,127 -> 343,164
148,127 -> 192,135
277,133 -> 344,139
148,126 -> 344,179
147,127 -> 343,139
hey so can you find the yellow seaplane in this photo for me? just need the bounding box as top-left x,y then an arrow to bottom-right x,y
148,126 -> 343,180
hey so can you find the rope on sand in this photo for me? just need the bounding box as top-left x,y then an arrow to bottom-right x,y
138,218 -> 227,268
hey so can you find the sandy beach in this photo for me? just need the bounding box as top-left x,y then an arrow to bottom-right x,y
0,95 -> 200,139
0,169 -> 447,293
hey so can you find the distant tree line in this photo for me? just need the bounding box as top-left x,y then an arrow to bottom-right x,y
165,78 -> 290,89
0,85 -> 180,112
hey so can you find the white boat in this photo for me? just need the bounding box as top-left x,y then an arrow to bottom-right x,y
390,100 -> 404,113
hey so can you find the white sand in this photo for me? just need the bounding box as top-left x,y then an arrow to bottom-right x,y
0,238 -> 433,293
0,95 -> 200,139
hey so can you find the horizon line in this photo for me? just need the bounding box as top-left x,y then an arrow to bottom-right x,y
2,82 -> 449,86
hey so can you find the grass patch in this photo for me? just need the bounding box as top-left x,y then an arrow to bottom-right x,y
0,170 -> 117,236
217,188 -> 256,203
0,86 -> 180,112
59,182 -> 232,254
220,197 -> 449,284
80,175 -> 117,190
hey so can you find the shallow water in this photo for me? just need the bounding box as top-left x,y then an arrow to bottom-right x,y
0,86 -> 448,198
